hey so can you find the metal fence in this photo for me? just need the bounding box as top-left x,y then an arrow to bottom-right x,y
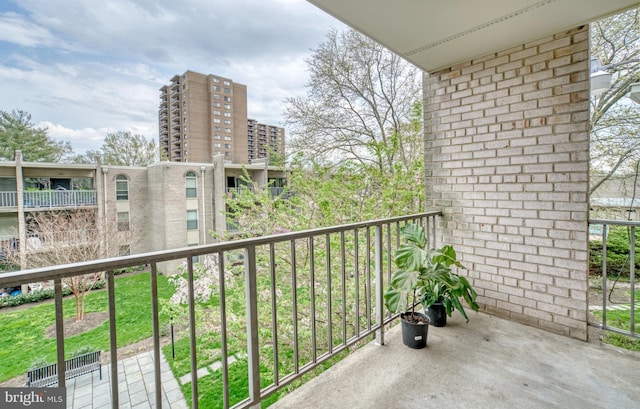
0,191 -> 17,207
22,190 -> 97,208
0,211 -> 441,409
588,219 -> 638,339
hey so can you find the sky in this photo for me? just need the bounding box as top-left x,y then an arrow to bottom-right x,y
0,0 -> 344,154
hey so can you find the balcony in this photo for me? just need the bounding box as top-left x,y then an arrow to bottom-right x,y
0,191 -> 18,207
0,213 -> 637,408
0,190 -> 98,209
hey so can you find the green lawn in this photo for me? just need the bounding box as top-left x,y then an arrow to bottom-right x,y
0,272 -> 173,383
591,306 -> 640,351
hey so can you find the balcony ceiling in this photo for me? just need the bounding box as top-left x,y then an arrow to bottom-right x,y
307,0 -> 639,73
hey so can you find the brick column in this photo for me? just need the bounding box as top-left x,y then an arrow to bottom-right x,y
424,26 -> 590,340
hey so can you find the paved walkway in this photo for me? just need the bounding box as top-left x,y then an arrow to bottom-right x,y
66,351 -> 187,409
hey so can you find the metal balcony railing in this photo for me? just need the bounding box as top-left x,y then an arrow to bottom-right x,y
23,190 -> 97,209
0,191 -> 18,207
0,212 -> 441,409
588,219 -> 639,339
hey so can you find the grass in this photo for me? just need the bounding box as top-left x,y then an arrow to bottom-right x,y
591,306 -> 640,352
161,242 -> 378,408
0,272 -> 173,383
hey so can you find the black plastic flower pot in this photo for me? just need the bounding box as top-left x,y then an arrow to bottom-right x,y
427,303 -> 447,327
400,312 -> 430,349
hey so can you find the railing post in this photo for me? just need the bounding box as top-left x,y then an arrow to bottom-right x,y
150,264 -> 162,409
54,278 -> 66,388
375,225 -> 385,346
107,270 -> 119,409
601,224 -> 608,329
186,257 -> 198,409
245,246 -> 261,408
630,226 -> 635,336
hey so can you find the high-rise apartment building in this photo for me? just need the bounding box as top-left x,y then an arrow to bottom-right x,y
159,71 -> 285,164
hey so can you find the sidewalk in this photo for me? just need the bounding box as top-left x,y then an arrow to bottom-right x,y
66,351 -> 187,409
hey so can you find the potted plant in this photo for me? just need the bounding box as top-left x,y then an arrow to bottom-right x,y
384,223 -> 479,346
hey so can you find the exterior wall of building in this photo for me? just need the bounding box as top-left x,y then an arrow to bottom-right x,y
230,82 -> 249,164
423,26 -> 590,339
247,119 -> 285,163
159,71 -> 283,165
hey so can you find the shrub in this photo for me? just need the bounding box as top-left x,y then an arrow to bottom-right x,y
589,225 -> 640,278
0,280 -> 106,309
69,345 -> 98,358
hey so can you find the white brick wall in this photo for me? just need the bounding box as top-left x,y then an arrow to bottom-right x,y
424,26 -> 590,340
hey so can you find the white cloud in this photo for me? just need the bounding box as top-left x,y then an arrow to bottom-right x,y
0,0 -> 344,154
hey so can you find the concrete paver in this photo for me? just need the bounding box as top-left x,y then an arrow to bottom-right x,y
65,351 -> 186,409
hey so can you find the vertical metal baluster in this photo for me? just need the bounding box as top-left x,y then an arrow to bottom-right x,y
269,244 -> 280,385
426,216 -> 431,249
107,270 -> 119,408
150,263 -> 162,409
375,225 -> 385,345
291,240 -> 299,373
341,231 -> 347,345
602,224 -> 608,330
432,214 -> 437,249
630,226 -> 635,336
309,237 -> 317,363
366,227 -> 371,330
54,278 -> 65,388
186,257 -> 198,408
218,252 -> 230,409
354,228 -> 360,338
326,233 -> 333,354
245,246 -> 261,407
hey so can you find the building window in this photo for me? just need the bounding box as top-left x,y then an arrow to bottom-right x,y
213,110 -> 220,115
224,87 -> 231,93
213,85 -> 220,91
213,118 -> 221,123
214,143 -> 221,148
187,210 -> 198,230
117,212 -> 130,231
214,94 -> 221,100
224,136 -> 231,141
224,96 -> 231,102
186,171 -> 197,198
214,126 -> 221,131
224,144 -> 232,149
225,128 -> 231,133
224,104 -> 231,109
116,175 -> 129,200
214,134 -> 221,139
213,102 -> 221,107
224,112 -> 231,117
224,120 -> 231,125
213,77 -> 219,83
223,80 -> 230,85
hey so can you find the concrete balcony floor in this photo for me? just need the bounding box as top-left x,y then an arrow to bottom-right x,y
271,313 -> 640,409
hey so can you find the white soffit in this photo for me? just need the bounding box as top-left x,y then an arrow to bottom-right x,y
307,0 -> 640,73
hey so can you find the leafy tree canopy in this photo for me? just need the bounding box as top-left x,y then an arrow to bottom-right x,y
73,131 -> 158,166
590,8 -> 640,195
0,110 -> 73,162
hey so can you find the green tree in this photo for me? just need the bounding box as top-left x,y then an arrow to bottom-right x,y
0,110 -> 73,162
285,28 -> 423,173
590,8 -> 640,195
72,131 -> 158,166
101,131 -> 158,166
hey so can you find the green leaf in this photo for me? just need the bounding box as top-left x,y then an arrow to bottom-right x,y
400,223 -> 426,248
